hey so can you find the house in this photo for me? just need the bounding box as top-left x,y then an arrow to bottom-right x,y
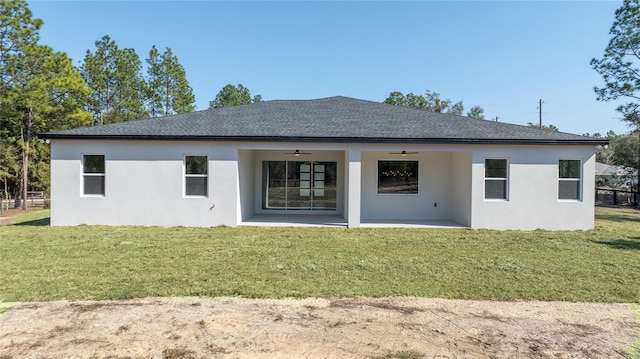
595,162 -> 637,189
42,96 -> 606,230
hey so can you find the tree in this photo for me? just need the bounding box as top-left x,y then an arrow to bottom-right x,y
592,0 -> 640,125
80,35 -> 147,124
145,45 -> 195,116
0,0 -> 42,90
592,0 -> 640,190
384,90 -> 483,117
609,133 -> 638,168
3,44 -> 90,209
467,105 -> 485,119
0,138 -> 18,211
209,84 -> 262,109
145,45 -> 161,117
527,123 -> 559,131
0,0 -> 90,209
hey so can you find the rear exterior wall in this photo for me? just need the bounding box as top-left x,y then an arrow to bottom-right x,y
469,145 -> 596,230
50,140 -> 238,227
50,140 -> 597,230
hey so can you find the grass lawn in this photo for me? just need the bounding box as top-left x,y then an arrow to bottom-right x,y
1,207 -> 639,303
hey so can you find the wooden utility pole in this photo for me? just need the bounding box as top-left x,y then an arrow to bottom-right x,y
539,99 -> 543,128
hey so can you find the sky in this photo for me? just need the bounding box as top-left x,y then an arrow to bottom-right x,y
28,0 -> 629,136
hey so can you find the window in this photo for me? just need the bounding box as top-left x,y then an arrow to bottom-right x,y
485,159 -> 508,200
185,156 -> 208,196
559,160 -> 581,200
83,154 -> 105,195
377,160 -> 418,194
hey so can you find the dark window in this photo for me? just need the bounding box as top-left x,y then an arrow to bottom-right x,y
485,159 -> 508,199
83,155 -> 105,195
185,156 -> 208,196
559,160 -> 581,200
377,161 -> 418,194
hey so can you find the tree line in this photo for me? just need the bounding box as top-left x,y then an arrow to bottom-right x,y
383,90 -> 485,119
81,36 -> 195,125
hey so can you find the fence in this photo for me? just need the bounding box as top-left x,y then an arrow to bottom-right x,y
0,191 -> 48,214
595,188 -> 638,207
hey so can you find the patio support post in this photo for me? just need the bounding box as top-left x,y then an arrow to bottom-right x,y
347,149 -> 361,228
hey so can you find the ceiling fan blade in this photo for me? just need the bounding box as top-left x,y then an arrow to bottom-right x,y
284,150 -> 312,156
388,151 -> 419,156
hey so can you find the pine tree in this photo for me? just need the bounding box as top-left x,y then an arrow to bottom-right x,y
3,44 -> 90,209
80,35 -> 147,124
592,0 -> 640,123
146,45 -> 162,117
146,45 -> 195,116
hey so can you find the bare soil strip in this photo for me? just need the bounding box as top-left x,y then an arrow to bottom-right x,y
0,297 -> 637,358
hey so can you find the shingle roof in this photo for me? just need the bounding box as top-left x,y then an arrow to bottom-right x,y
42,96 -> 606,145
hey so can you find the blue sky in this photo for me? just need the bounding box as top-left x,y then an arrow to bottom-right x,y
29,1 -> 627,136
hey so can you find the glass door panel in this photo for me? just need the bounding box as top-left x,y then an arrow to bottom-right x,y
312,162 -> 337,210
287,161 -> 312,209
262,160 -> 337,211
264,161 -> 286,208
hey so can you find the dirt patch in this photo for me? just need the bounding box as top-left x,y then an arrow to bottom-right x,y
0,207 -> 43,226
0,297 -> 636,358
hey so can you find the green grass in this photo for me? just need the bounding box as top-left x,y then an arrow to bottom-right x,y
1,207 -> 640,302
626,304 -> 640,359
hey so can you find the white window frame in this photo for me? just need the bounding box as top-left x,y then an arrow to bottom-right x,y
184,155 -> 208,198
376,159 -> 420,195
81,154 -> 105,197
484,158 -> 509,201
558,159 -> 582,201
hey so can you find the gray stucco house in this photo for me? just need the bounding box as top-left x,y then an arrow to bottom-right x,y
42,96 -> 606,229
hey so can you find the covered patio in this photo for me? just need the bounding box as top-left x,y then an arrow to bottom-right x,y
237,147 -> 472,228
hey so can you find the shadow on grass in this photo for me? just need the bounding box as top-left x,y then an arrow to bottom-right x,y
596,214 -> 640,223
12,217 -> 50,226
593,237 -> 640,250
595,206 -> 640,223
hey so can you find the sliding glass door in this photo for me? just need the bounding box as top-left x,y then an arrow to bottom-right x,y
263,161 -> 337,210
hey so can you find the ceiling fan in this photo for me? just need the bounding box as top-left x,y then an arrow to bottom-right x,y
284,149 -> 311,157
388,150 -> 418,157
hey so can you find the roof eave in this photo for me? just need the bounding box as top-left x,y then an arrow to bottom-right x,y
39,133 -> 608,146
